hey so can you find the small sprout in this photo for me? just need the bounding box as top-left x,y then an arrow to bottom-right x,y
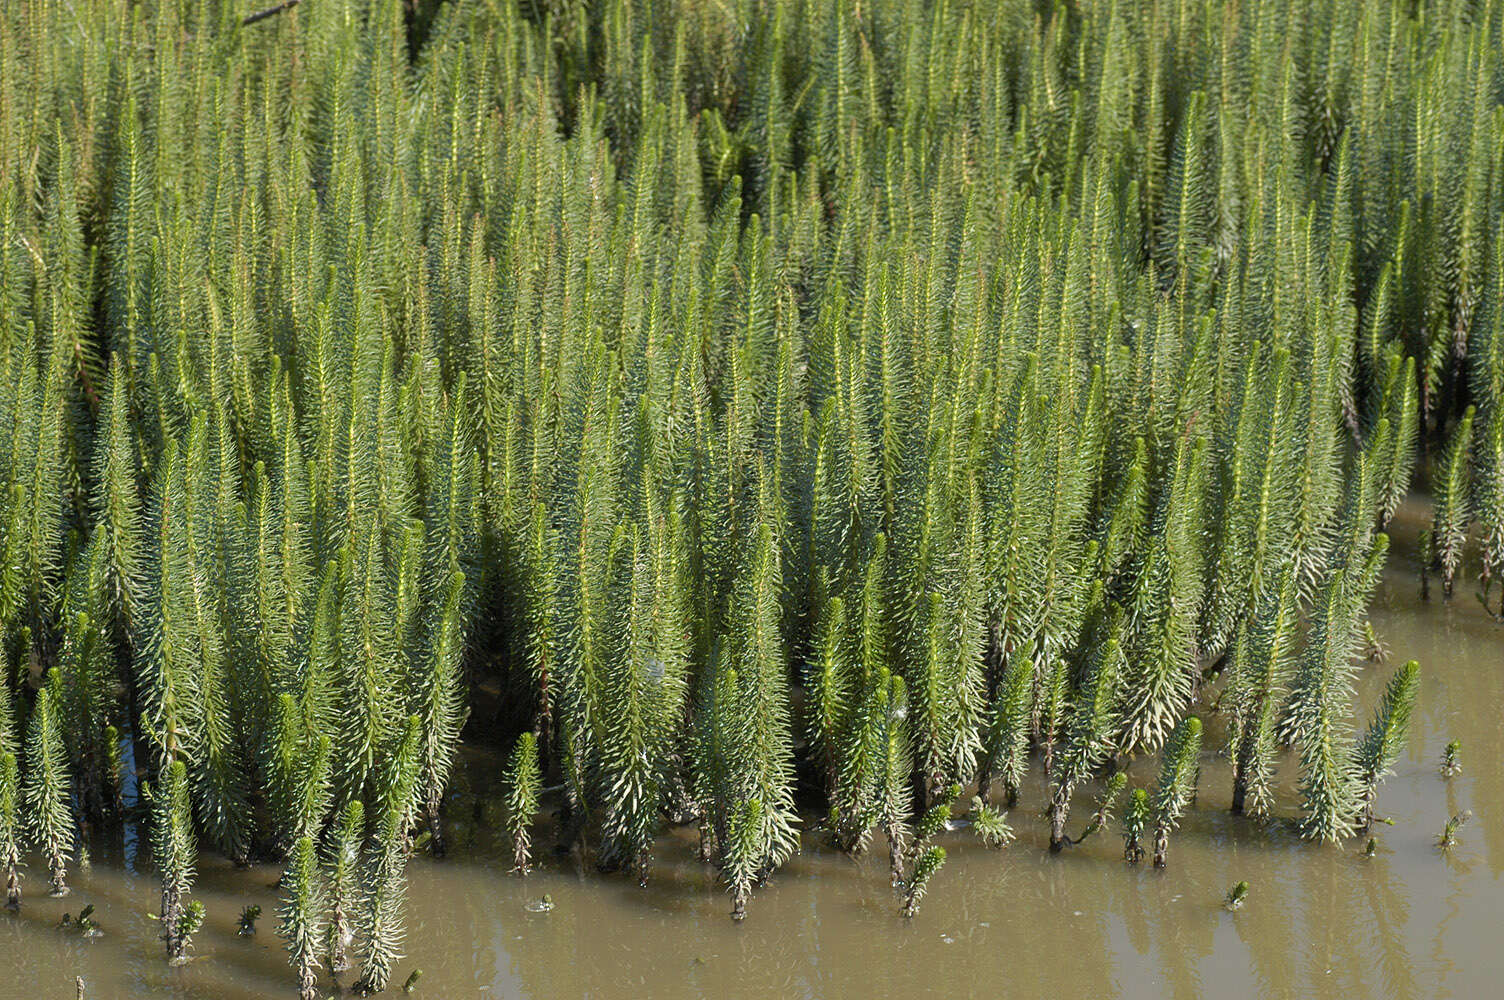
1441,740 -> 1462,778
237,904 -> 261,936
525,894 -> 554,913
1363,621 -> 1388,662
170,900 -> 206,964
1224,881 -> 1249,911
969,797 -> 1013,849
75,977 -> 85,1000
1438,811 -> 1471,851
58,904 -> 97,934
403,969 -> 423,993
1364,838 -> 1377,858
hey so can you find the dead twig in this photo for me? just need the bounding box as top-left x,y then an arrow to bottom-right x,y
242,0 -> 300,26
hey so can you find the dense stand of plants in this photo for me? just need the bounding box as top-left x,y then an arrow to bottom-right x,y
0,0 -> 1499,993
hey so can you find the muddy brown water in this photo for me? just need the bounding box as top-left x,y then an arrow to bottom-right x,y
3,509 -> 1502,999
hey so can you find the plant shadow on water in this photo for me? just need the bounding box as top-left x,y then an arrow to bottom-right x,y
4,506 -> 1503,999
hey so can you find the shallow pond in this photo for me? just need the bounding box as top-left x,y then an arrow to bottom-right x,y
3,506 -> 1501,999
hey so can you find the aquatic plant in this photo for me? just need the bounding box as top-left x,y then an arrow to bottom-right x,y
1122,790 -> 1152,866
22,687 -> 71,896
1225,568 -> 1300,818
901,847 -> 947,919
1,751 -> 20,910
1224,882 -> 1250,911
1048,641 -> 1123,851
1071,773 -> 1129,848
969,797 -> 1014,851
1438,811 -> 1472,852
504,733 -> 541,877
1151,718 -> 1203,869
1284,542 -> 1390,842
147,759 -> 196,962
0,0 -> 1486,990
174,900 -> 206,964
279,837 -> 325,1000
725,799 -> 765,922
354,717 -> 424,994
909,785 -> 961,864
1354,662 -> 1422,831
60,903 -> 100,935
1441,740 -> 1463,778
324,801 -> 365,975
1431,409 -> 1475,599
239,904 -> 262,937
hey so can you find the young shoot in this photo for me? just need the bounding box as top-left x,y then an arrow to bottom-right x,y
1441,740 -> 1462,778
1438,811 -> 1472,852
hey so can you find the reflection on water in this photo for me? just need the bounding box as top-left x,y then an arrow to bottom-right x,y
3,512 -> 1503,999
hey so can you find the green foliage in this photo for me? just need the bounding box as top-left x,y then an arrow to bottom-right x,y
1441,739 -> 1462,778
901,846 -> 946,918
1225,566 -> 1299,818
279,837 -> 325,1000
1438,810 -> 1471,851
1,750 -> 20,910
238,905 -> 261,937
324,800 -> 365,976
1354,661 -> 1421,830
505,733 -> 542,876
0,0 -> 1490,985
176,900 -> 206,957
149,758 -> 196,962
969,796 -> 1014,850
1150,717 -> 1203,869
1072,772 -> 1128,848
355,716 -> 424,994
1431,408 -> 1475,598
1048,638 -> 1123,850
22,686 -> 72,896
725,798 -> 764,921
1122,788 -> 1151,865
1284,541 -> 1389,842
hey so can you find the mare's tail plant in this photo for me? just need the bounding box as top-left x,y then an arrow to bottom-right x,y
1151,718 -> 1203,869
506,733 -> 542,876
